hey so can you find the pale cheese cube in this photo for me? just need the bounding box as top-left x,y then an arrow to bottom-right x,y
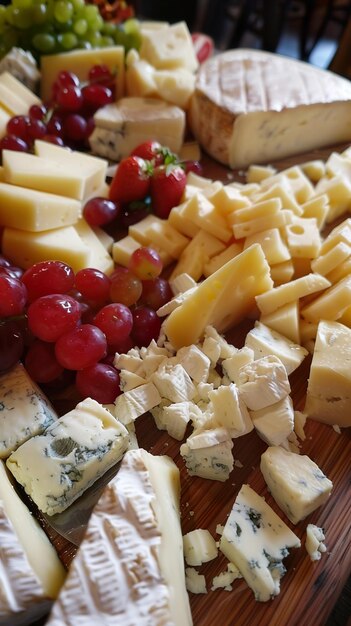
253,180 -> 302,216
260,301 -> 300,344
285,216 -> 321,259
245,321 -> 308,375
315,175 -> 351,223
181,193 -> 232,242
205,183 -> 251,215
73,219 -> 114,275
203,242 -> 243,277
152,363 -> 196,403
0,71 -> 41,115
153,68 -> 195,109
125,57 -> 157,97
183,529 -> 218,566
157,287 -> 196,317
211,566 -> 242,591
118,370 -> 145,392
278,165 -> 315,204
169,242 -> 208,282
244,228 -> 291,265
320,218 -> 351,255
208,383 -> 253,434
246,164 -> 277,183
114,382 -> 161,424
176,345 -> 211,383
180,427 -> 234,481
311,241 -> 351,276
260,446 -> 333,524
162,402 -> 192,440
238,355 -> 290,411
168,202 -> 199,238
185,568 -> 207,594
230,197 -> 281,223
140,21 -> 198,72
305,524 -> 327,561
301,194 -> 329,230
250,395 -> 294,447
222,347 -> 255,384
232,209 -> 289,239
270,259 -> 294,286
200,336 -> 221,367
169,272 -> 197,295
300,159 -> 326,182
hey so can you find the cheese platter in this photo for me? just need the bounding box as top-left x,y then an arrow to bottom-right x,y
0,10 -> 351,626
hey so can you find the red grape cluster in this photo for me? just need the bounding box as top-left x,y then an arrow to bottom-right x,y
0,251 -> 173,403
0,65 -> 114,155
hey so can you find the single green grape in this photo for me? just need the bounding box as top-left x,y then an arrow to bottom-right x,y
32,3 -> 48,24
100,35 -> 114,47
57,31 -> 77,50
5,5 -> 16,25
86,32 -> 102,47
12,0 -> 33,10
12,7 -> 33,29
101,21 -> 116,36
87,14 -> 103,32
71,0 -> 85,11
54,0 -> 73,24
123,18 -> 140,35
32,31 -> 56,52
83,3 -> 99,23
73,18 -> 87,35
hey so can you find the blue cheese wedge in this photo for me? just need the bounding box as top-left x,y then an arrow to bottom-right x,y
6,398 -> 129,516
0,363 -> 58,459
0,461 -> 66,625
180,427 -> 234,481
46,449 -> 193,626
260,446 -> 333,524
219,484 -> 301,602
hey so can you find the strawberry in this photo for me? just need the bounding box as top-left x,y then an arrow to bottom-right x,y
150,164 -> 187,219
109,156 -> 153,204
131,141 -> 177,167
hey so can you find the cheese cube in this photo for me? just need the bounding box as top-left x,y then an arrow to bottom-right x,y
246,164 -> 277,183
270,260 -> 294,286
125,57 -> 157,97
311,241 -> 351,275
320,218 -> 351,255
304,320 -> 351,426
301,159 -> 326,182
244,228 -> 291,265
73,219 -> 114,275
183,529 -> 218,566
181,193 -> 232,242
327,257 -> 351,284
140,21 -> 198,72
238,355 -> 290,410
152,363 -> 196,403
285,216 -> 321,259
180,428 -> 234,481
301,194 -> 329,230
315,175 -> 351,222
2,225 -> 91,273
162,402 -> 191,440
139,218 -> 189,259
153,67 -> 196,109
0,182 -> 81,232
260,446 -> 333,524
114,382 -> 161,424
185,568 -> 207,594
305,525 -> 327,561
0,71 -> 41,115
40,46 -> 125,102
250,395 -> 294,447
219,484 -> 300,602
168,202 -> 199,238
205,183 -> 251,215
245,321 -> 307,374
232,210 -> 289,239
301,275 -> 351,322
222,347 -> 254,384
260,301 -> 300,344
6,398 -> 129,515
253,181 -> 302,216
256,273 -> 330,315
91,97 -> 185,160
208,383 -> 252,434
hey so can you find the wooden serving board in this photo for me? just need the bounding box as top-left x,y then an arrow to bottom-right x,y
35,146 -> 351,626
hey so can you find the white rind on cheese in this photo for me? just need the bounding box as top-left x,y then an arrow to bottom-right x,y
46,449 -> 193,626
189,49 -> 351,168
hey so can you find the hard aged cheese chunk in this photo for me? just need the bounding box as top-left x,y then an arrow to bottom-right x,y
183,529 -> 218,566
180,427 -> 234,481
40,46 -> 125,102
245,321 -> 308,375
163,244 -> 273,350
238,356 -> 290,411
0,363 -> 58,459
90,97 -> 185,160
260,446 -> 333,524
219,484 -> 300,601
304,320 -> 351,426
0,182 -> 81,232
6,398 -> 129,516
305,524 -> 327,561
46,449 -> 193,626
0,461 -> 66,625
189,49 -> 351,168
2,225 -> 91,273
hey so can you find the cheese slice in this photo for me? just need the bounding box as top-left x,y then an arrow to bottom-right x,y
189,49 -> 351,168
46,449 -> 192,626
90,97 -> 185,161
73,218 -> 114,275
304,320 -> 351,426
0,71 -> 41,115
0,461 -> 66,625
163,244 -> 273,350
6,398 -> 129,515
0,363 -> 58,459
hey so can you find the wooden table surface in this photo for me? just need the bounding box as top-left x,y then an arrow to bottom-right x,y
31,145 -> 351,626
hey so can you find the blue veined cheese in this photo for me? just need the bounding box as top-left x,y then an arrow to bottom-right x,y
0,363 -> 58,459
245,321 -> 308,375
238,355 -> 291,411
6,398 -> 129,516
305,524 -> 327,561
0,48 -> 40,92
219,484 -> 301,602
180,427 -> 234,481
0,461 -> 66,625
46,449 -> 193,626
260,446 -> 333,524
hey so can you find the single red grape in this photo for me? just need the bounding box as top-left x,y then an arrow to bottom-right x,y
56,85 -> 83,112
47,116 -> 63,136
22,260 -> 75,302
25,339 -> 64,383
88,64 -> 112,84
75,268 -> 111,304
27,293 -> 81,342
29,104 -> 47,121
55,324 -> 107,370
0,275 -> 27,317
140,277 -> 173,311
57,71 -> 80,88
27,118 -> 47,141
42,134 -> 65,146
0,320 -> 25,372
131,306 -> 162,347
94,302 -> 133,346
76,363 -> 121,403
63,114 -> 87,142
82,84 -> 113,109
83,196 -> 120,226
109,267 -> 142,307
6,115 -> 30,141
0,135 -> 29,152
128,247 -> 163,280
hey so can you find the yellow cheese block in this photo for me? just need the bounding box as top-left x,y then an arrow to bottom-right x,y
163,244 -> 273,349
2,225 -> 91,273
3,151 -> 101,201
0,182 -> 81,232
244,228 -> 291,266
260,301 -> 300,344
73,219 -> 114,275
140,21 -> 198,72
0,71 -> 41,115
270,259 -> 294,286
40,46 -> 125,102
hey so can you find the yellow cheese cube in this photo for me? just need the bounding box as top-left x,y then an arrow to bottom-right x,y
125,57 -> 157,98
2,226 -> 90,273
301,275 -> 351,323
260,301 -> 300,344
168,202 -> 199,238
0,182 -> 81,232
0,71 -> 41,115
73,219 -> 114,275
246,164 -> 277,183
256,273 -> 331,316
285,216 -> 321,259
153,67 -> 195,109
315,175 -> 351,223
163,244 -> 273,349
181,194 -> 232,242
244,228 -> 291,265
254,181 -> 302,216
311,242 -> 351,276
320,218 -> 351,255
203,242 -> 244,277
325,151 -> 351,179
206,184 -> 251,216
326,257 -> 351,284
230,198 -> 281,224
140,219 -> 189,259
170,245 -> 207,282
270,260 -> 294,286
140,21 -> 198,72
3,151 -> 101,202
301,194 -> 329,230
300,159 -> 326,183
279,166 -> 315,204
232,210 -> 290,239
40,47 -> 125,102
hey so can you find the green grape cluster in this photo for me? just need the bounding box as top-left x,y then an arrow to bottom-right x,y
0,0 -> 141,60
